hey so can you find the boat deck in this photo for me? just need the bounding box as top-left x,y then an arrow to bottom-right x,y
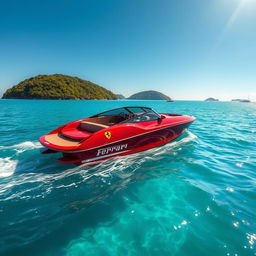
45,134 -> 81,147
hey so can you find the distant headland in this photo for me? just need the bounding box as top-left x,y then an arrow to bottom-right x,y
2,74 -> 117,100
128,90 -> 171,100
205,97 -> 219,101
115,94 -> 125,99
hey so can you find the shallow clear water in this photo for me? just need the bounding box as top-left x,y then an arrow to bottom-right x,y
0,100 -> 255,256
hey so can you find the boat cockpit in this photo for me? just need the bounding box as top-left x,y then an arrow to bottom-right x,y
80,107 -> 160,132
43,107 -> 162,147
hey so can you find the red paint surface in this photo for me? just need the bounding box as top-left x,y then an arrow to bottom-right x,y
40,113 -> 195,164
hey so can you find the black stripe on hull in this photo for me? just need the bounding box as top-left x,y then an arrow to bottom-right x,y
61,121 -> 193,164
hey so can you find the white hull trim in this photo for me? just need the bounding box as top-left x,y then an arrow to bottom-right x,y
81,150 -> 130,163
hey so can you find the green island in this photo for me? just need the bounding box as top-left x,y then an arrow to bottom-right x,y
205,97 -> 219,101
2,74 -> 117,100
128,90 -> 171,100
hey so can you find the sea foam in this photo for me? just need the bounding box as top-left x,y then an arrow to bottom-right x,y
0,158 -> 18,177
0,141 -> 42,154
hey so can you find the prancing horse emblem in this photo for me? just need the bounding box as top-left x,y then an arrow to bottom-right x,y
104,131 -> 111,139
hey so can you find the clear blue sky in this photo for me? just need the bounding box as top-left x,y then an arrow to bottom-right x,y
0,0 -> 256,100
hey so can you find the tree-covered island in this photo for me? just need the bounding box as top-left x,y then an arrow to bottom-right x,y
128,90 -> 171,100
2,74 -> 117,100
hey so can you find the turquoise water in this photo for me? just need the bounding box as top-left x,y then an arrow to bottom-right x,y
0,100 -> 255,256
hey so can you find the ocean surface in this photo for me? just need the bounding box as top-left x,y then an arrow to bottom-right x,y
0,99 -> 255,256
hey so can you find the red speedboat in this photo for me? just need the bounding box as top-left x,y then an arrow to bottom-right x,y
40,106 -> 195,165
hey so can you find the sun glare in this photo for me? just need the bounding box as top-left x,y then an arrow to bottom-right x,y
242,0 -> 256,2
214,0 -> 255,49
239,0 -> 256,5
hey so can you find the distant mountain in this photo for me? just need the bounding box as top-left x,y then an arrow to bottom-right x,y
205,97 -> 219,101
128,90 -> 171,100
2,74 -> 117,100
115,94 -> 126,99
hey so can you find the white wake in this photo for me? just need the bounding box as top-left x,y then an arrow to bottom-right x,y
0,158 -> 18,177
0,141 -> 42,154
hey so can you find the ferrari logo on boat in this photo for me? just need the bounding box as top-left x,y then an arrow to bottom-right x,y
97,143 -> 128,156
104,131 -> 111,139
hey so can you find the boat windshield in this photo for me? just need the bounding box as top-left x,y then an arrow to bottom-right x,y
92,107 -> 153,117
94,108 -> 130,117
90,107 -> 160,124
124,110 -> 160,123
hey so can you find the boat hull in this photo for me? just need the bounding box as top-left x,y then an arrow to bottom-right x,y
58,121 -> 193,165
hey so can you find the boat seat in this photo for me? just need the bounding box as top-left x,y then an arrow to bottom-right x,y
61,127 -> 92,140
79,121 -> 109,133
61,122 -> 92,140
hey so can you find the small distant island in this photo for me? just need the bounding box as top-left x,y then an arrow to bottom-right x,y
2,74 -> 117,100
231,99 -> 250,103
205,97 -> 219,101
115,94 -> 126,99
128,90 -> 171,100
